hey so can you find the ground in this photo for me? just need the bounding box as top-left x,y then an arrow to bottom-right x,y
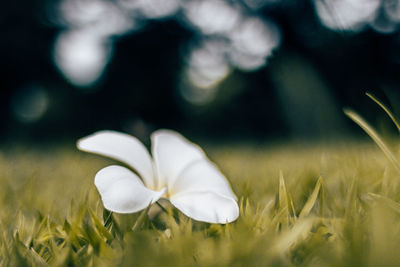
1,140 -> 400,266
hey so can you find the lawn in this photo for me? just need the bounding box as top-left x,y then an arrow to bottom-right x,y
1,139 -> 400,266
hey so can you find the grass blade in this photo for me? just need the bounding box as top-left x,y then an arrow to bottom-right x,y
88,209 -> 113,242
278,171 -> 288,211
299,177 -> 322,218
131,204 -> 152,232
273,218 -> 315,254
277,171 -> 290,227
366,92 -> 400,132
344,108 -> 400,173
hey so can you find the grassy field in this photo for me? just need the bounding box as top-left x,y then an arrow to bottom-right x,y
1,140 -> 400,266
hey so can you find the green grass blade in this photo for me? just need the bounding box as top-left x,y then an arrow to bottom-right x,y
299,177 -> 322,218
278,171 -> 288,211
88,209 -> 113,242
131,204 -> 152,232
366,92 -> 400,132
273,218 -> 315,254
344,108 -> 400,173
278,171 -> 289,221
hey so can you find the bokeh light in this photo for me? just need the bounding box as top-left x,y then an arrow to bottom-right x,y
314,0 -> 380,31
52,0 -> 281,93
313,0 -> 400,33
11,85 -> 49,124
228,17 -> 280,70
186,40 -> 230,89
54,30 -> 112,87
183,0 -> 241,35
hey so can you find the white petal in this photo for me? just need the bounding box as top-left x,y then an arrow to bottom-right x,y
95,165 -> 165,213
77,131 -> 155,188
171,159 -> 237,200
151,129 -> 206,188
170,191 -> 239,223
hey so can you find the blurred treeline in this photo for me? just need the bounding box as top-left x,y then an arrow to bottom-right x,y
1,0 -> 400,142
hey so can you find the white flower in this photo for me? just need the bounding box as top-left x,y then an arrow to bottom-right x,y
77,129 -> 239,224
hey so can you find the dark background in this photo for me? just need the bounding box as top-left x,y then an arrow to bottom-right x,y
1,0 -> 400,143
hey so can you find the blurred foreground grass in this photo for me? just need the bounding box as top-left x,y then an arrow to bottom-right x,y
1,141 -> 400,266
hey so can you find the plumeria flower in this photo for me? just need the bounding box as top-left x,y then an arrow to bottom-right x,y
77,129 -> 239,224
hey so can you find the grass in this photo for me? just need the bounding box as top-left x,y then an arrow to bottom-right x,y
1,138 -> 400,266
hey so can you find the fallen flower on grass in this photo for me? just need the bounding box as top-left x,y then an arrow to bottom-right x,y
77,129 -> 239,224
